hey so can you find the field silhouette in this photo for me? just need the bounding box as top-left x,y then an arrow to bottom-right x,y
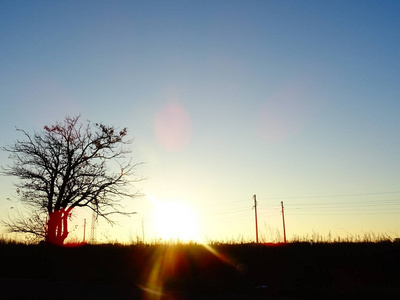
1,240 -> 400,299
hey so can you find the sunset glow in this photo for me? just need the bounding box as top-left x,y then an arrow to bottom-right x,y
1,1 -> 400,244
152,198 -> 201,242
2,2 -> 400,298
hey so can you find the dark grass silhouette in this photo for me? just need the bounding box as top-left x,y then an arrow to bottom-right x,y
1,240 -> 400,299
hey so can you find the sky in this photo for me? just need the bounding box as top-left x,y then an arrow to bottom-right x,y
1,0 -> 400,243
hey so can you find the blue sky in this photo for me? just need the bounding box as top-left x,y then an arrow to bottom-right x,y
1,0 -> 400,242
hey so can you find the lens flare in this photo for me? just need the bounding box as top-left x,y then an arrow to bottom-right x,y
257,78 -> 323,144
139,243 -> 237,299
154,102 -> 192,151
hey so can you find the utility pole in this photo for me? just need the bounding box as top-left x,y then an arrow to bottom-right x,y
253,194 -> 259,243
281,201 -> 287,243
142,218 -> 145,244
83,219 -> 86,243
90,211 -> 97,244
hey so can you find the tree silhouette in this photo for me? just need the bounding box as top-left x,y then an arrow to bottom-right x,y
2,116 -> 142,245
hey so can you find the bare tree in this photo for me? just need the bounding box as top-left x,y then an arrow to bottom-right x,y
4,208 -> 48,242
2,116 -> 142,245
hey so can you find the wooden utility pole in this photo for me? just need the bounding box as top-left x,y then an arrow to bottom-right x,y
281,201 -> 287,243
83,219 -> 86,243
253,194 -> 259,243
142,218 -> 145,244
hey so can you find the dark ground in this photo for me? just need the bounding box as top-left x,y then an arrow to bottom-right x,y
1,241 -> 399,299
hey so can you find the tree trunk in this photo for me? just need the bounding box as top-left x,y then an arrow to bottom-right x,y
46,209 -> 69,245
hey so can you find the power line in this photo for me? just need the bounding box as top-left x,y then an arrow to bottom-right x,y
286,204 -> 400,210
205,207 -> 251,217
287,211 -> 400,216
195,197 -> 254,208
198,197 -> 400,222
288,202 -> 400,209
258,191 -> 400,200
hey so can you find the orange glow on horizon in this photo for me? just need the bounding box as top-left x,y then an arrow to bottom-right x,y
151,197 -> 202,243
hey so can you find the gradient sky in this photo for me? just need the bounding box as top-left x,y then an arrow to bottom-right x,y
1,0 -> 400,243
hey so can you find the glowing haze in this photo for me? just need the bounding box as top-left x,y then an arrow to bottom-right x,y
1,1 -> 400,243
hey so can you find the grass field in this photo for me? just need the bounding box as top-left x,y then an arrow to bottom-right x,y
1,239 -> 400,299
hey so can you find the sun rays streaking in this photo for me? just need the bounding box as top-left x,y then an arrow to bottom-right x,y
138,242 -> 238,299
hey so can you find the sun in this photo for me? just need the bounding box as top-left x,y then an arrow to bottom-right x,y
152,199 -> 201,242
